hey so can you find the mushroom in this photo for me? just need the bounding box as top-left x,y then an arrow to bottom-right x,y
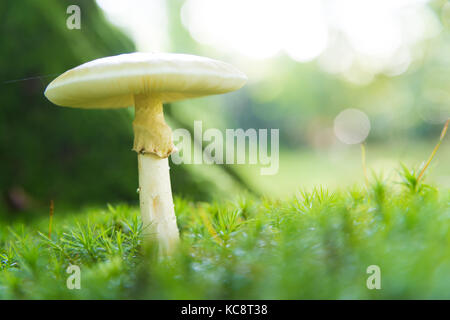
44,53 -> 247,254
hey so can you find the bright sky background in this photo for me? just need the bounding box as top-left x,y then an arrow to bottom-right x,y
96,0 -> 441,84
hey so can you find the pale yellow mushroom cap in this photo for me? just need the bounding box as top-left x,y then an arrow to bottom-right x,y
44,52 -> 247,108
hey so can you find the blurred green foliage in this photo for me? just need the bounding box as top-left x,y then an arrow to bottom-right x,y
171,0 -> 450,150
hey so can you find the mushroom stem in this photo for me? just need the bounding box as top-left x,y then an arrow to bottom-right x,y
133,94 -> 175,157
138,153 -> 179,254
133,94 -> 179,254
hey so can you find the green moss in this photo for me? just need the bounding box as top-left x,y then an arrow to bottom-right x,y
0,171 -> 449,299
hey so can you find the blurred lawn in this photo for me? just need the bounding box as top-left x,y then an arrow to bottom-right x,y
234,140 -> 450,198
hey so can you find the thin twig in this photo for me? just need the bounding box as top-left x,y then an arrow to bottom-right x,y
416,118 -> 449,184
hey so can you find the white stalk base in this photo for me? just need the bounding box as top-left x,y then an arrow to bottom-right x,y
138,153 -> 179,254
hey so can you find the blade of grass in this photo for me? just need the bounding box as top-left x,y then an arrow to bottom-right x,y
198,208 -> 223,246
361,143 -> 369,187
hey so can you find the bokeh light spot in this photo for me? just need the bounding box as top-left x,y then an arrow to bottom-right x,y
334,108 -> 371,144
